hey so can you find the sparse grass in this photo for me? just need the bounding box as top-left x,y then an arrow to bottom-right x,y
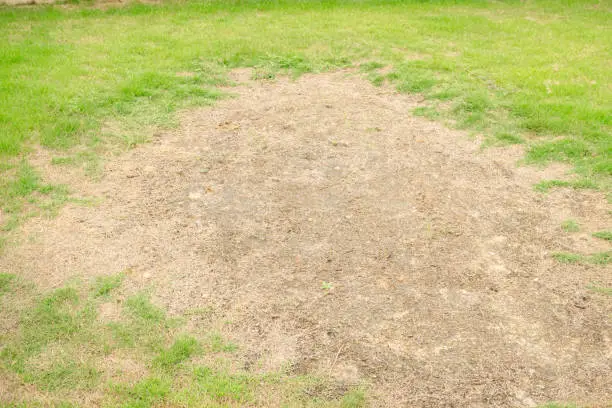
481,131 -> 524,147
153,335 -> 201,370
592,230 -> 612,241
92,273 -> 124,298
534,179 -> 598,193
0,0 -> 610,229
0,272 -> 15,296
561,219 -> 580,233
1,276 -> 366,406
206,332 -> 238,353
552,252 -> 582,264
552,251 -> 611,265
341,388 -> 367,408
0,162 -> 72,231
587,282 -> 612,297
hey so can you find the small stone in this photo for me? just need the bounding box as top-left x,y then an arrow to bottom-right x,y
189,191 -> 202,200
143,272 -> 151,279
200,168 -> 210,174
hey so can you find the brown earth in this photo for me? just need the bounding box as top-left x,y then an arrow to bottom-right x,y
2,70 -> 611,407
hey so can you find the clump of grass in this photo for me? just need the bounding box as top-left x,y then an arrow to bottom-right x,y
483,131 -> 524,147
92,273 -> 124,298
552,252 -> 583,264
534,179 -> 598,193
0,162 -> 74,237
108,292 -> 176,350
592,231 -> 612,241
153,335 -> 201,370
110,376 -> 172,408
0,272 -> 15,296
23,360 -> 101,391
191,366 -> 252,403
125,293 -> 166,322
413,106 -> 440,120
587,251 -> 611,265
561,220 -> 579,233
552,251 -> 611,265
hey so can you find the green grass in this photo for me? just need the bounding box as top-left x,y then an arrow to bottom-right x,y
0,275 -> 366,407
592,230 -> 612,241
0,0 -> 610,234
534,179 -> 598,193
0,162 -> 72,232
92,272 -> 124,297
561,219 -> 580,233
552,251 -> 611,265
153,335 -> 201,370
0,273 -> 15,296
552,252 -> 583,264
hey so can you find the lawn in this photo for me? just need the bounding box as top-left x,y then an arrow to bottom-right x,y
0,0 -> 611,406
0,0 -> 610,239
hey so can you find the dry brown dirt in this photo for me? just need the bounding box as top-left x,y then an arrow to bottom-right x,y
2,70 -> 611,407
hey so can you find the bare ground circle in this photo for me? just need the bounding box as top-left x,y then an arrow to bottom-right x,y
3,71 -> 611,407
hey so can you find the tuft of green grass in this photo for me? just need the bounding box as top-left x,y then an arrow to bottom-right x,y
23,360 -> 101,391
192,366 -> 252,403
0,272 -> 15,296
552,252 -> 582,264
0,161 -> 74,238
108,293 -> 177,351
92,273 -> 124,298
125,293 -> 166,322
587,251 -> 611,265
153,335 -> 201,370
560,220 -> 579,233
534,179 -> 598,193
111,376 -> 171,408
484,131 -> 524,147
552,251 -> 611,266
592,230 -> 612,241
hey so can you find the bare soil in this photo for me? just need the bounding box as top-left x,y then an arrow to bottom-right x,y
2,71 -> 611,407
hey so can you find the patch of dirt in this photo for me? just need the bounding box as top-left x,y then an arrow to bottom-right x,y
2,71 -> 611,407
